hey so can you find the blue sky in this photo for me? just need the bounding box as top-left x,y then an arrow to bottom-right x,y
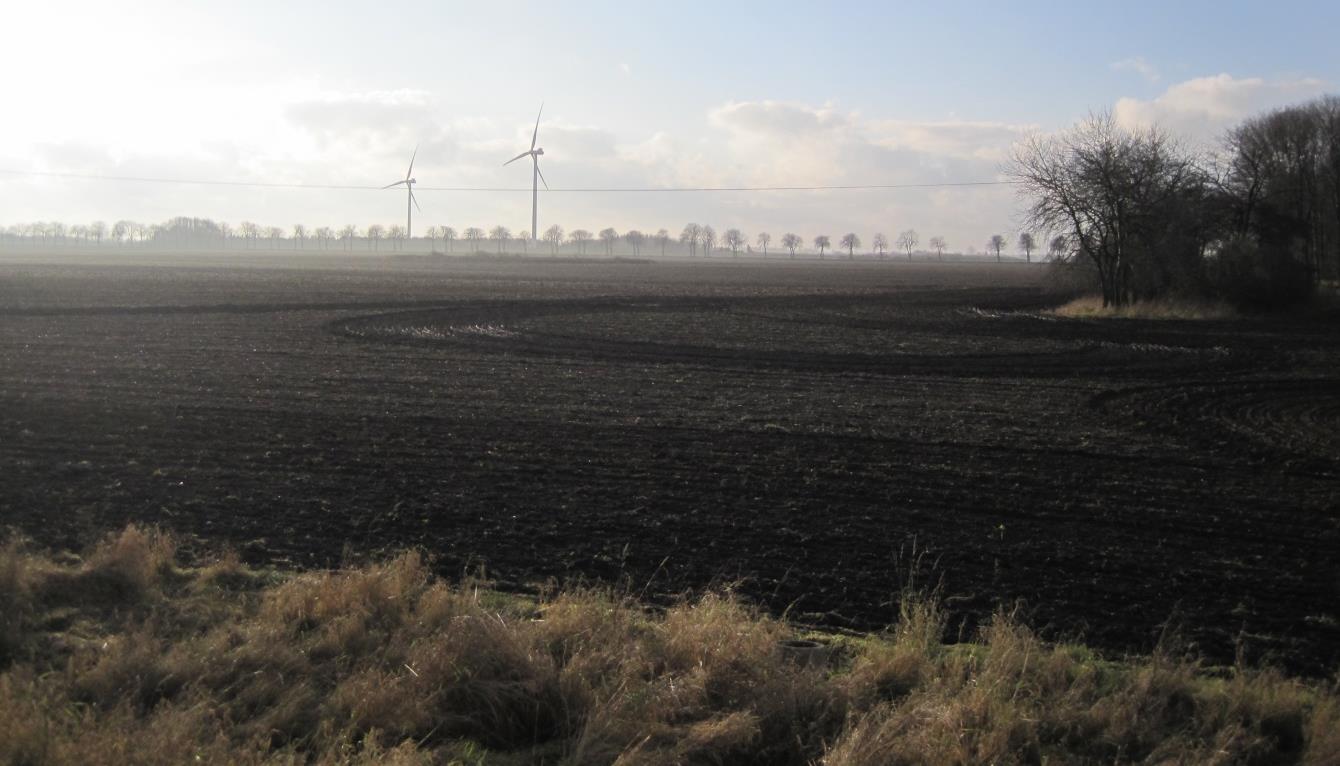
2,0 -> 1337,249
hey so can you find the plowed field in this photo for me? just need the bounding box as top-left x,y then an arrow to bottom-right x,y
2,254 -> 1337,673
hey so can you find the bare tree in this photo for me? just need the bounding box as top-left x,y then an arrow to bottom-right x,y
599,227 -> 619,256
1017,232 -> 1036,262
315,226 -> 333,249
724,228 -> 746,257
266,226 -> 284,248
367,224 -> 385,251
896,229 -> 919,260
112,220 -> 133,245
756,231 -> 771,258
424,225 -> 441,250
89,221 -> 106,246
339,225 -> 358,251
624,229 -> 644,255
700,225 -> 716,257
443,226 -> 457,253
872,232 -> 888,258
1047,234 -> 1069,261
839,233 -> 860,258
490,225 -> 511,254
655,228 -> 670,257
464,227 -> 484,252
517,231 -> 530,254
544,224 -> 564,255
1010,112 -> 1204,306
813,234 -> 830,258
679,223 -> 701,257
569,229 -> 593,255
928,235 -> 947,260
292,224 -> 306,250
239,222 -> 260,248
988,234 -> 1007,261
781,233 -> 802,258
389,224 -> 406,251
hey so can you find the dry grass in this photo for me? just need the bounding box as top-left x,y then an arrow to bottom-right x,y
1053,294 -> 1239,320
1,527 -> 1337,764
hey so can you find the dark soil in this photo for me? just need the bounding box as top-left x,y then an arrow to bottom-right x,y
2,255 -> 1337,674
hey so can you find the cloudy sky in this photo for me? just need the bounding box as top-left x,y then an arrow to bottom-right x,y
2,0 -> 1336,249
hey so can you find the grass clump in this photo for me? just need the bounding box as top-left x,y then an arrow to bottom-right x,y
1053,294 -> 1238,320
1,525 -> 1338,764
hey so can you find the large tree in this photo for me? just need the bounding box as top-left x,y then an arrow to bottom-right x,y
756,231 -> 771,257
624,229 -> 644,255
896,229 -> 919,260
679,223 -> 701,257
1010,112 -> 1206,307
544,224 -> 564,255
988,234 -> 1007,262
723,228 -> 745,257
781,233 -> 802,258
928,235 -> 947,260
568,229 -> 593,255
463,227 -> 484,251
839,233 -> 861,259
1047,235 -> 1069,261
599,227 -> 619,256
700,225 -> 716,257
490,225 -> 511,254
1017,232 -> 1036,262
813,234 -> 830,258
872,232 -> 888,258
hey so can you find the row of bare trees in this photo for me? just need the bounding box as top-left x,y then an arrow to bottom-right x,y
6,218 -> 1048,261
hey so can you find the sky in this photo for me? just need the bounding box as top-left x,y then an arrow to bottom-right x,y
2,0 -> 1337,250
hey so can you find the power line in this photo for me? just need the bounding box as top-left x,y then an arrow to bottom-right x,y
0,168 -> 1016,193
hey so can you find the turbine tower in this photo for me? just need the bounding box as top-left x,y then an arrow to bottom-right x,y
504,105 -> 547,242
382,147 -> 420,240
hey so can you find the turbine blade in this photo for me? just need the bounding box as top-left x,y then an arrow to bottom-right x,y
382,180 -> 407,189
410,188 -> 422,213
503,151 -> 530,166
531,102 -> 543,151
536,163 -> 549,191
406,145 -> 418,180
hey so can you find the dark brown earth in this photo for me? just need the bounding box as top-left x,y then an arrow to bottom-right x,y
1,253 -> 1337,673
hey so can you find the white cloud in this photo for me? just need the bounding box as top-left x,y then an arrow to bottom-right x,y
1113,74 -> 1329,142
1110,57 -> 1161,83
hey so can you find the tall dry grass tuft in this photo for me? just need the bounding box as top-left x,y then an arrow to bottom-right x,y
2,526 -> 1338,764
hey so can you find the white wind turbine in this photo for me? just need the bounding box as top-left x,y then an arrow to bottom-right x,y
503,105 -> 547,242
382,147 -> 421,240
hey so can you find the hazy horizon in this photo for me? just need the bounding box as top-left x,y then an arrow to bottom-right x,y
3,0 -> 1337,249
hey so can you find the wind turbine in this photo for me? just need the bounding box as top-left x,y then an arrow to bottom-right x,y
504,104 -> 547,242
382,147 -> 420,240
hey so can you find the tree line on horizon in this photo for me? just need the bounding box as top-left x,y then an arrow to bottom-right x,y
0,217 -> 1049,262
